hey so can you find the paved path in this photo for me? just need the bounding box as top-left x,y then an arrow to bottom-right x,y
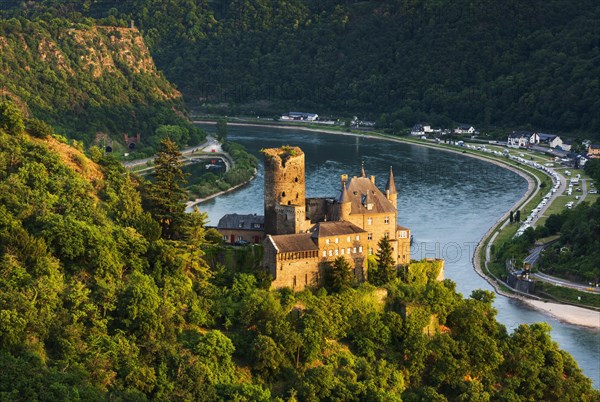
528,166 -> 566,226
524,245 -> 544,266
578,178 -> 588,204
123,136 -> 221,169
530,271 -> 599,294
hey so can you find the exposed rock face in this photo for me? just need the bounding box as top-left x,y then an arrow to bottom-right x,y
0,21 -> 183,139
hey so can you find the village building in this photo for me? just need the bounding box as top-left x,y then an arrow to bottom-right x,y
587,144 -> 600,159
507,131 -> 538,148
537,133 -> 563,148
280,112 -> 319,121
560,139 -> 573,152
217,213 -> 265,244
454,124 -> 476,135
259,146 -> 411,290
411,123 -> 435,136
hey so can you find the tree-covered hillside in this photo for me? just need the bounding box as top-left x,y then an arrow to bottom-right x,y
0,17 -> 202,151
5,0 -> 599,136
1,105 -> 598,400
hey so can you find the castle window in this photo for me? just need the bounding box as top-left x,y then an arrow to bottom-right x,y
347,236 -> 351,242
325,239 -> 330,245
384,231 -> 389,238
282,191 -> 286,197
353,247 -> 357,253
222,235 -> 227,241
368,233 -> 373,240
335,249 -> 338,256
335,237 -> 339,243
347,248 -> 351,254
399,231 -> 407,238
369,248 -> 373,255
323,251 -> 326,257
328,250 -> 333,256
367,217 -> 373,225
341,248 -> 345,255
295,177 -> 299,183
359,246 -> 363,252
355,235 -> 360,241
384,216 -> 390,224
237,236 -> 243,241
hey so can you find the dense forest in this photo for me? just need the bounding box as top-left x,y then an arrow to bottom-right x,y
0,16 -> 203,153
3,0 -> 599,136
1,104 -> 598,400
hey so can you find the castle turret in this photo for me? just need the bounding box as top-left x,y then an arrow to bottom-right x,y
263,146 -> 308,235
339,174 -> 351,221
386,166 -> 397,209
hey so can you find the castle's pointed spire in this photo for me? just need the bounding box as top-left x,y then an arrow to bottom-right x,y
339,182 -> 351,203
386,166 -> 397,195
361,161 -> 366,177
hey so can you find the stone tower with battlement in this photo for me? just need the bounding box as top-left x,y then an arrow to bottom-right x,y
263,146 -> 310,235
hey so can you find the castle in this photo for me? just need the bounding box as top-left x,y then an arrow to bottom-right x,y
260,146 -> 411,290
215,145 -> 411,290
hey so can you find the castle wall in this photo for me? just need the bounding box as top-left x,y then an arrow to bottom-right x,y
345,212 -> 400,260
271,256 -> 323,290
263,147 -> 306,235
274,204 -> 310,235
305,197 -> 330,223
313,231 -> 368,281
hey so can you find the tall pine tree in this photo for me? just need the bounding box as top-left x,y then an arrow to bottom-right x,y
147,138 -> 188,239
376,236 -> 396,284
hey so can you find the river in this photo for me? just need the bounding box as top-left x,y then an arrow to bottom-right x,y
195,124 -> 600,387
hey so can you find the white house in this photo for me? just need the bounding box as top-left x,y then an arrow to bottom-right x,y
411,124 -> 424,136
559,139 -> 573,152
281,112 -> 319,121
454,124 -> 476,134
537,133 -> 563,149
507,131 -> 536,148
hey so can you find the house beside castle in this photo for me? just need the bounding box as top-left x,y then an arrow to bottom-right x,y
259,146 -> 411,290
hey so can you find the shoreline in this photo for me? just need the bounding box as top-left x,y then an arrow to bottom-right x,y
194,120 -> 600,329
186,169 -> 257,210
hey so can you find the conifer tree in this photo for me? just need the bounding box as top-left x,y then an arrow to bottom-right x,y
376,236 -> 396,284
147,138 -> 188,239
0,100 -> 25,135
327,256 -> 354,292
216,119 -> 228,142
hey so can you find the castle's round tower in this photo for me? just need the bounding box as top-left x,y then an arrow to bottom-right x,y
263,146 -> 306,235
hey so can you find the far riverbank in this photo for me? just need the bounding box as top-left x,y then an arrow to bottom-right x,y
194,120 -> 600,329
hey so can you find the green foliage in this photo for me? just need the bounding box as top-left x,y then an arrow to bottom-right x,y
538,199 -> 600,283
0,17 -> 193,150
0,100 -> 25,135
26,117 -> 54,138
371,236 -> 396,285
145,138 -> 188,239
325,256 -> 355,292
584,159 -> 600,183
0,117 -> 597,402
9,0 -> 598,135
215,119 -> 227,142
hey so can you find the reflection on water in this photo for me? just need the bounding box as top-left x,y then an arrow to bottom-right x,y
194,124 -> 600,388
